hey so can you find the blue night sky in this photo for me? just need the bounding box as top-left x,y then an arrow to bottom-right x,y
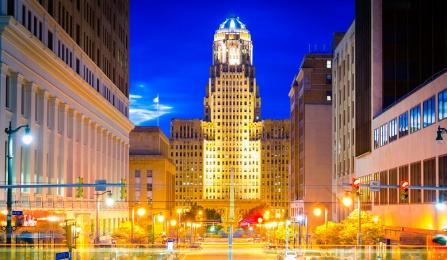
129,0 -> 354,135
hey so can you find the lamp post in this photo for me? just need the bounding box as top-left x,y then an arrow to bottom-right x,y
313,203 -> 328,229
131,206 -> 146,243
436,125 -> 447,144
152,212 -> 164,244
95,191 -> 114,243
343,193 -> 361,245
176,209 -> 181,244
5,121 -> 32,246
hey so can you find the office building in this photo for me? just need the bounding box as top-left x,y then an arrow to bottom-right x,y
0,0 -> 132,244
170,15 -> 290,224
289,52 -> 334,234
129,126 -> 175,239
333,0 -> 447,244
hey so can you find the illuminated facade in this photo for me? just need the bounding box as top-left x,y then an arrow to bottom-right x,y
170,16 -> 290,222
129,126 -> 175,236
335,0 -> 447,244
0,0 -> 132,244
332,22 -> 355,223
288,52 -> 334,233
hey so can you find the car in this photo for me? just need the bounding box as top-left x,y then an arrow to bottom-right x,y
277,250 -> 298,260
299,250 -> 323,260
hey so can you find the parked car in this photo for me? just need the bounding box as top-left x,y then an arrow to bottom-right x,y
277,250 -> 298,260
299,250 -> 323,260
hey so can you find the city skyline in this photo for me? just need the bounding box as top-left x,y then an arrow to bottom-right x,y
129,0 -> 354,135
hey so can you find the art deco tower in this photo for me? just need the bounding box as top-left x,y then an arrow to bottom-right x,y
171,15 -> 290,221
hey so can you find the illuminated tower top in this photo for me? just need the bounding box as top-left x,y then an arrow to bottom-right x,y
213,15 -> 253,66
218,14 -> 247,30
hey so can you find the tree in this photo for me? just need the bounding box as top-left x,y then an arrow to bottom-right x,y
274,224 -> 294,244
111,220 -> 150,244
313,209 -> 384,245
204,208 -> 221,221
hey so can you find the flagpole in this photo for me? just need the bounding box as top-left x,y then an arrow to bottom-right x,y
156,93 -> 159,127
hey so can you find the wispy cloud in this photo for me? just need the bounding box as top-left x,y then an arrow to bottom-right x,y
129,92 -> 173,125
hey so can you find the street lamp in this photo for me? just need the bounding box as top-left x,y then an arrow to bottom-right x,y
436,125 -> 447,144
295,213 -> 308,246
153,212 -> 164,244
131,206 -> 146,243
343,193 -> 361,245
5,121 -> 32,246
176,209 -> 182,244
95,191 -> 114,243
313,203 -> 328,229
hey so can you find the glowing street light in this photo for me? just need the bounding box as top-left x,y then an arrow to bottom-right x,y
153,212 -> 164,244
5,121 -> 32,247
131,206 -> 146,243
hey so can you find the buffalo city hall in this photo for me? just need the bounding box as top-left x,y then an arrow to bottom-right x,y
170,15 -> 290,222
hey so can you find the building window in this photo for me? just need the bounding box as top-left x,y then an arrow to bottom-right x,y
389,118 -> 397,142
439,89 -> 447,121
410,105 -> 421,133
5,76 -> 10,109
380,124 -> 387,147
398,112 -> 408,138
423,96 -> 435,127
326,60 -> 332,68
326,74 -> 332,84
374,128 -> 379,149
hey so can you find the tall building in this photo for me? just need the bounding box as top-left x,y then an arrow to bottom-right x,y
170,15 -> 290,223
332,0 -> 447,245
129,126 -> 175,239
0,0 -> 132,244
288,52 -> 334,234
332,22 -> 355,223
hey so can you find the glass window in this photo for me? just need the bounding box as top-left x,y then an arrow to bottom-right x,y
374,128 -> 379,149
423,96 -> 435,127
326,60 -> 332,68
389,118 -> 397,142
380,124 -> 387,146
398,112 -> 408,138
410,105 -> 421,133
438,89 -> 447,121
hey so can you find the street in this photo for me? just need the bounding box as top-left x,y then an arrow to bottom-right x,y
181,242 -> 277,260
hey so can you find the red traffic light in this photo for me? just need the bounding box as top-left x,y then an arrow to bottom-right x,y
352,178 -> 360,187
351,178 -> 360,195
400,180 -> 409,201
400,181 -> 409,189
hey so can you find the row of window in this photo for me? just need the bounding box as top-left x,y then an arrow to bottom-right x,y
374,94 -> 440,148
358,155 -> 447,205
20,4 -> 128,118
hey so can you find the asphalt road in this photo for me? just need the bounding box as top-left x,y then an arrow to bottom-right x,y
181,243 -> 278,260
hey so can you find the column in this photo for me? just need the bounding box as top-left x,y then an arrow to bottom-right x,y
47,97 -> 59,196
58,103 -> 69,197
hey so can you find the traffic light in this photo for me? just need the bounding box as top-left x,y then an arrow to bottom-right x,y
120,178 -> 127,199
351,178 -> 360,196
76,177 -> 84,197
400,180 -> 409,200
62,223 -> 73,249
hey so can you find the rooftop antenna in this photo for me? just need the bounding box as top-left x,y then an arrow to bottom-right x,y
314,44 -> 317,53
323,44 -> 326,53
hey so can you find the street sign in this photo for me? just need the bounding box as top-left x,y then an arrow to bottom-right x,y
95,180 -> 107,191
55,251 -> 70,260
370,180 -> 381,192
11,211 -> 22,216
